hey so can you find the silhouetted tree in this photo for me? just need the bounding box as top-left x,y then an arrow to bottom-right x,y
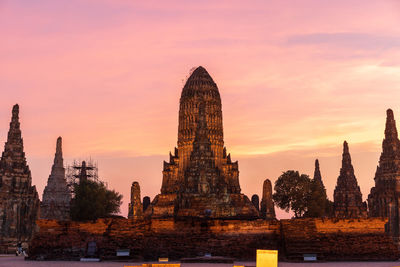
273,171 -> 311,218
304,179 -> 328,218
273,170 -> 332,218
70,179 -> 122,221
324,199 -> 334,217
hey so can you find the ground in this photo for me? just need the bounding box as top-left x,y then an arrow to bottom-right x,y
1,256 -> 400,267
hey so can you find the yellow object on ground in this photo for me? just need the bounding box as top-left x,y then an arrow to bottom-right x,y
256,249 -> 278,267
124,263 -> 181,267
125,264 -> 180,267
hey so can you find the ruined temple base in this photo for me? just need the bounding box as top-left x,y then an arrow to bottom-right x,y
27,218 -> 398,261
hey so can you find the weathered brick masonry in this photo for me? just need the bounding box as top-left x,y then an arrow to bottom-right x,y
28,217 -> 398,261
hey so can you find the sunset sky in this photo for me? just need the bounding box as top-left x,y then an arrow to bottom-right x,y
1,0 -> 400,218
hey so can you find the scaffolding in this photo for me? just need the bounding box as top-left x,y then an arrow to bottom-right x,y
66,158 -> 99,189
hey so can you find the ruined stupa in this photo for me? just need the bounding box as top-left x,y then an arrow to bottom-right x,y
128,181 -> 143,219
143,196 -> 150,212
333,141 -> 367,218
260,179 -> 276,219
251,194 -> 260,211
313,159 -> 324,188
368,109 -> 400,218
146,66 -> 258,218
41,137 -> 71,220
0,104 -> 40,251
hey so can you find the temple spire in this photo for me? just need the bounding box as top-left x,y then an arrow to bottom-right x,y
154,67 -> 258,219
0,104 -> 30,186
0,104 -> 40,245
385,109 -> 398,141
40,136 -> 71,220
368,108 -> 400,217
340,141 -> 353,175
53,137 -> 63,167
182,66 -> 218,94
313,159 -> 323,186
333,141 -> 367,218
381,108 -> 400,157
11,104 -> 19,123
6,104 -> 23,151
177,66 -> 224,173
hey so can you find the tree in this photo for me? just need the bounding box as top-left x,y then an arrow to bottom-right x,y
273,170 -> 333,218
70,179 -> 123,221
304,179 -> 327,218
273,171 -> 312,218
324,199 -> 334,217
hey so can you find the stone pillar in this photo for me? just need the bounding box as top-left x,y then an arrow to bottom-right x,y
260,179 -> 275,219
128,181 -> 143,219
251,194 -> 260,211
143,196 -> 150,212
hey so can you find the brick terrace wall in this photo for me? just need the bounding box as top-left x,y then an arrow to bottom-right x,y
28,218 -> 398,261
281,218 -> 398,261
28,218 -> 279,261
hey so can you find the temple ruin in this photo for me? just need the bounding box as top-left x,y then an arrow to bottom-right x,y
333,141 -> 367,218
313,159 -> 324,188
368,109 -> 400,218
260,179 -> 276,219
146,66 -> 258,219
40,137 -> 71,220
0,104 -> 40,252
251,194 -> 260,211
128,181 -> 143,219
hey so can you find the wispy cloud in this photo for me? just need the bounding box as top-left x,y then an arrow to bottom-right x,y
287,32 -> 400,50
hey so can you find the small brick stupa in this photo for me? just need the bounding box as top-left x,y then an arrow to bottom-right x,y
128,181 -> 143,219
260,179 -> 276,219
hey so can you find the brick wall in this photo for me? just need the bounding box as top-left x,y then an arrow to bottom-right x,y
28,218 -> 398,261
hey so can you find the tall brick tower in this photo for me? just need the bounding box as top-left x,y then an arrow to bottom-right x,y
178,66 -> 224,172
0,104 -> 40,251
148,67 -> 258,219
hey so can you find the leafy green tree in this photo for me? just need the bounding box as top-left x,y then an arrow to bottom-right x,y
70,179 -> 123,221
273,171 -> 312,218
